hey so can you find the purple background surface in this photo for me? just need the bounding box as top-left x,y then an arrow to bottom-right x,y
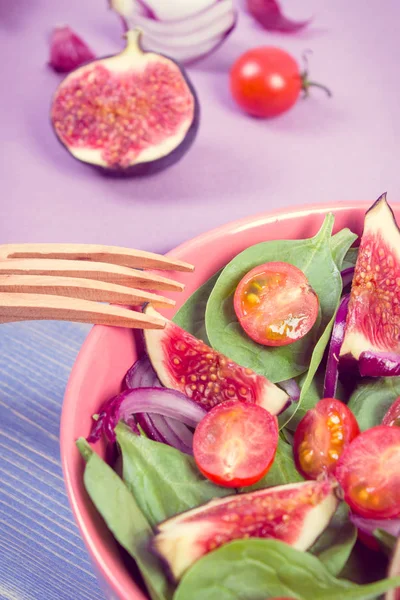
1,0 -> 400,250
1,1 -> 400,599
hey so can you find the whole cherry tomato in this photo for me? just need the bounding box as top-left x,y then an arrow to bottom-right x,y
229,47 -> 331,118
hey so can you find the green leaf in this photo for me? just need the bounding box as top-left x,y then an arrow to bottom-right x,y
347,377 -> 400,431
340,541 -> 389,586
309,503 -> 357,576
374,529 -> 397,556
205,215 -> 342,383
76,437 -> 94,463
281,311 -> 340,429
173,539 -> 400,600
242,439 -> 303,492
330,229 -> 358,270
173,271 -> 221,343
76,438 -> 171,600
280,370 -> 324,431
116,423 -> 230,529
341,246 -> 359,270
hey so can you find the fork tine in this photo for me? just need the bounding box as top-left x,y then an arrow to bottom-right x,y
0,293 -> 166,329
0,259 -> 184,292
0,244 -> 194,272
0,275 -> 175,308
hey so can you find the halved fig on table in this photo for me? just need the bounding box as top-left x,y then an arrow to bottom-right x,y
152,479 -> 338,580
144,306 -> 289,414
340,194 -> 400,376
50,29 -> 199,176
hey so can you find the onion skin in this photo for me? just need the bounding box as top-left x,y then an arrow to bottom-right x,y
359,351 -> 400,377
324,295 -> 350,398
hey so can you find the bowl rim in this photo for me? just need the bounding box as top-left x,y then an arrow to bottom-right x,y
60,199 -> 374,599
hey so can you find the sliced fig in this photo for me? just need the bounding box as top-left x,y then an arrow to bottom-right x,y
152,479 -> 338,580
50,29 -> 199,176
143,306 -> 289,414
340,194 -> 400,372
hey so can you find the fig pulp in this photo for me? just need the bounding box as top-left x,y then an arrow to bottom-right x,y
152,480 -> 338,580
50,29 -> 199,176
340,194 -> 400,371
144,306 -> 289,414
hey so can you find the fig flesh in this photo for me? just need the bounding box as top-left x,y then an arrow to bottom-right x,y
50,30 -> 199,176
144,306 -> 289,415
152,479 -> 338,580
340,194 -> 400,372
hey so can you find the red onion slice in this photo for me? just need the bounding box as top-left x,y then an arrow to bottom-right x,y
88,387 -> 206,444
279,379 -> 300,402
125,355 -> 162,389
351,513 -> 400,538
124,356 -> 194,452
359,351 -> 400,377
109,0 -> 236,63
246,0 -> 311,33
138,413 -> 194,454
323,294 -> 350,398
341,267 -> 355,289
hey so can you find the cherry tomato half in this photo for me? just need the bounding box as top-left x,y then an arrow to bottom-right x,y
293,398 -> 360,480
234,262 -> 319,347
193,400 -> 278,488
230,47 -> 302,118
335,425 -> 400,519
382,397 -> 400,427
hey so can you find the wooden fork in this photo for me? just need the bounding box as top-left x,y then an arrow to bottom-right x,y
0,244 -> 194,329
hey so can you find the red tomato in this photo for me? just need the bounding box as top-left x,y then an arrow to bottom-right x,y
193,400 -> 278,488
335,425 -> 400,519
293,398 -> 360,480
357,529 -> 381,552
229,47 -> 302,118
234,261 -> 319,347
382,397 -> 400,427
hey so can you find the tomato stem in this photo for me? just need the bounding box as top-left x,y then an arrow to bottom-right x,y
300,50 -> 332,99
302,78 -> 332,98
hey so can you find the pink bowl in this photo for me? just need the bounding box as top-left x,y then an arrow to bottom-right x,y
61,200 -> 379,600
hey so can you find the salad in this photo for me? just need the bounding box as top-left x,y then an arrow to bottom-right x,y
77,193 -> 400,600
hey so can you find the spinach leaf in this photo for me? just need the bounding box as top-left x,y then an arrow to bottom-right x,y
116,423 -> 230,528
347,377 -> 400,431
342,246 -> 359,270
282,306 -> 341,429
243,438 -> 303,492
280,370 -> 324,431
76,438 -> 171,600
330,229 -> 358,270
374,529 -> 397,556
173,539 -> 400,600
309,503 -> 357,576
173,271 -> 221,343
340,541 -> 389,586
205,215 -> 342,383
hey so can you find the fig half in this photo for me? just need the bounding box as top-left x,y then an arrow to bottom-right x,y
340,194 -> 400,374
50,30 -> 199,176
144,306 -> 289,415
152,480 -> 338,580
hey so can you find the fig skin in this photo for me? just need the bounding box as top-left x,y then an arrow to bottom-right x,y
50,30 -> 200,177
340,193 -> 400,373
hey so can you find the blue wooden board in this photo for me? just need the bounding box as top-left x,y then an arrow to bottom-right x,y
0,321 -> 105,600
